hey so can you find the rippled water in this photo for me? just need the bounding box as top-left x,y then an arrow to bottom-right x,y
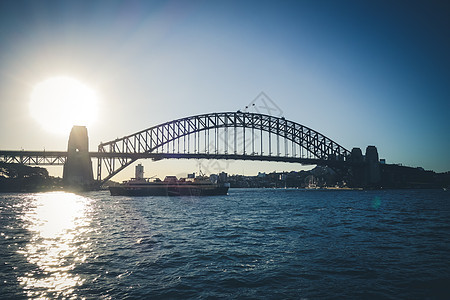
1,189 -> 449,299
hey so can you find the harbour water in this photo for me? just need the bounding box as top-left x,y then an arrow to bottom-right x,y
1,189 -> 449,299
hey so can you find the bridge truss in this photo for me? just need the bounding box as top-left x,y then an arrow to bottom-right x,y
0,151 -> 67,165
97,112 -> 351,182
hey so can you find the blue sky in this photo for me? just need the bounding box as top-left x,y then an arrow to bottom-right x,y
0,0 -> 449,179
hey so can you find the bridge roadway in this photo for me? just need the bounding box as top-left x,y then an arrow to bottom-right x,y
0,150 -> 349,167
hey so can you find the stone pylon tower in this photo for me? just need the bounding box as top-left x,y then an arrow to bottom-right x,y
63,126 -> 94,189
365,145 -> 381,187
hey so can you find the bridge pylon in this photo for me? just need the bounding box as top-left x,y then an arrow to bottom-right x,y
63,126 -> 94,189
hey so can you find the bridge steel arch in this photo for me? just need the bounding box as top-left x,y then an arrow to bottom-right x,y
97,112 -> 351,182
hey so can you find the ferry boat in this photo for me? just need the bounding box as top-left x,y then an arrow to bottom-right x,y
109,164 -> 229,196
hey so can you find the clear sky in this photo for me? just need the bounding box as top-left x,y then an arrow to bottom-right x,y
0,0 -> 449,181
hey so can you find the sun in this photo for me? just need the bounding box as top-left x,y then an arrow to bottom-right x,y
29,76 -> 99,135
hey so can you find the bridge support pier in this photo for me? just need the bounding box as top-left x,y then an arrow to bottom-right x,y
365,146 -> 381,187
63,126 -> 94,190
347,146 -> 381,188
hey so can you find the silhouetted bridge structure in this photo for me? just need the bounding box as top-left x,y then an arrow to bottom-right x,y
2,112 -> 372,187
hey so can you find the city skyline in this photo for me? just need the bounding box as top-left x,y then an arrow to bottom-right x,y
0,0 -> 449,181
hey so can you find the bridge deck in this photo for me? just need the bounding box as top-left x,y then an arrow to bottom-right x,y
1,150 -> 346,166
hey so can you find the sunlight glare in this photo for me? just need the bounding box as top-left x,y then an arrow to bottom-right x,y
17,192 -> 92,298
29,76 -> 98,135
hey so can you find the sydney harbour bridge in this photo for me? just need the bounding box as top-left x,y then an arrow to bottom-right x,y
0,111 -> 380,188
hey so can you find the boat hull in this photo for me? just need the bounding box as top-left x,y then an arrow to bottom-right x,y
109,183 -> 229,196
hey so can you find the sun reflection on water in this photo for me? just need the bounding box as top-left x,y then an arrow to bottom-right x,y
17,192 -> 92,298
